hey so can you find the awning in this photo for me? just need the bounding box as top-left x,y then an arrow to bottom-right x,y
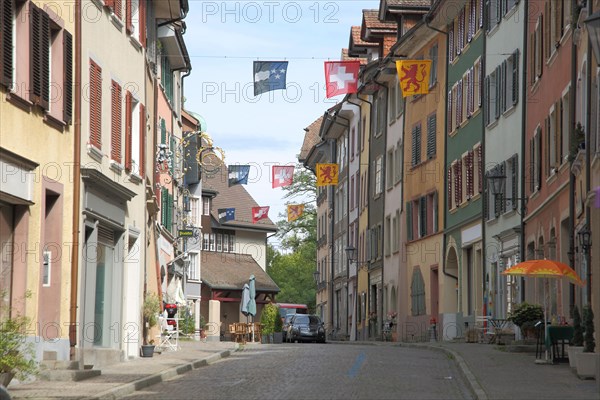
201,252 -> 280,293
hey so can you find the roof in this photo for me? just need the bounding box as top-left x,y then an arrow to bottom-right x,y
200,252 -> 280,292
298,116 -> 324,162
362,9 -> 397,31
386,0 -> 431,8
202,159 -> 278,231
341,48 -> 368,65
351,26 -> 378,47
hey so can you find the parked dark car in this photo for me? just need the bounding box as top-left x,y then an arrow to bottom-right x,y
282,313 -> 296,342
287,314 -> 326,343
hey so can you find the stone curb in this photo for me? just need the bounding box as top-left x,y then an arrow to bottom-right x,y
84,346 -> 239,400
398,343 -> 488,400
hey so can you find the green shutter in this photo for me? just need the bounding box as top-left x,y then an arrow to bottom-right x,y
406,202 -> 413,241
161,188 -> 168,227
160,118 -> 166,144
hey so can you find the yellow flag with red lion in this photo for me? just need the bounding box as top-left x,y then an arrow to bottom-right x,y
316,163 -> 339,186
396,60 -> 432,97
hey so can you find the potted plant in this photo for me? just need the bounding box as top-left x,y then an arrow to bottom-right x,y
568,305 -> 584,368
507,302 -> 543,340
260,303 -> 278,343
141,292 -> 161,357
0,314 -> 37,386
273,307 -> 284,344
576,305 -> 597,379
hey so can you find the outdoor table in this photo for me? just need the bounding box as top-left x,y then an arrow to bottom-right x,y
489,318 -> 510,344
545,325 -> 573,363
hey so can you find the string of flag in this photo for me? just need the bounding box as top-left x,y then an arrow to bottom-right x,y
216,59 -> 434,225
252,59 -> 433,99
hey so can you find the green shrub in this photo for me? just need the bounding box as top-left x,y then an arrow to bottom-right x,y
508,302 -> 543,328
260,303 -> 279,335
0,315 -> 37,380
572,305 -> 584,346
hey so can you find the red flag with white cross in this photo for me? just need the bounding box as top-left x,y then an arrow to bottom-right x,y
324,61 -> 360,98
252,206 -> 270,223
272,165 -> 294,188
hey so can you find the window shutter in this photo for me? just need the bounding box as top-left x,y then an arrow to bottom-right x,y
536,133 -> 542,190
500,163 -> 506,213
494,168 -> 501,217
495,67 -> 501,119
105,0 -> 115,10
406,202 -> 413,241
447,166 -> 453,210
466,151 -> 474,198
416,124 -> 421,165
555,100 -> 561,167
511,154 -> 518,210
168,192 -> 173,232
468,0 -> 475,42
114,0 -> 122,19
126,0 -> 133,34
63,31 -> 73,123
412,126 -> 417,166
544,2 -> 551,59
554,0 -> 563,44
427,114 -> 436,158
161,188 -> 168,227
110,81 -> 122,163
483,172 -> 489,220
456,81 -> 462,125
432,192 -> 438,233
459,9 -> 465,53
477,145 -> 483,193
448,25 -> 454,63
479,0 -> 484,28
89,60 -> 102,149
30,4 -> 50,110
170,134 -> 175,174
512,50 -> 519,105
139,103 -> 145,176
420,196 -> 427,237
455,162 -> 462,206
530,138 -> 535,193
501,60 -> 507,112
125,91 -> 133,170
447,89 -> 453,133
484,75 -> 490,125
139,0 -> 146,46
486,0 -> 492,31
0,0 -> 14,87
160,118 -> 166,144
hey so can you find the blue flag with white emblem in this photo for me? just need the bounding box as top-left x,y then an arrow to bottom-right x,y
228,165 -> 250,187
218,208 -> 235,223
253,61 -> 288,96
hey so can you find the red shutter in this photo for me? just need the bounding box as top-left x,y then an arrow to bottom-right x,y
457,161 -> 463,205
125,91 -> 133,170
453,163 -> 460,206
448,25 -> 454,63
447,89 -> 453,133
89,60 -> 102,149
114,0 -> 122,19
126,0 -> 133,34
105,0 -> 115,10
110,80 -> 122,162
63,31 -> 73,123
139,0 -> 146,46
139,103 -> 145,176
467,150 -> 474,197
0,0 -> 14,87
477,145 -> 483,193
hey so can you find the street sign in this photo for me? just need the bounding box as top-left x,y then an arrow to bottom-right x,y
178,229 -> 194,237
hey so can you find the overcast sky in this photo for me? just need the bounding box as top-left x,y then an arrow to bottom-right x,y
183,0 -> 376,248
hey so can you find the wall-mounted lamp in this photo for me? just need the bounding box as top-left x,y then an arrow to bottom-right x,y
486,164 -> 529,214
344,246 -> 370,268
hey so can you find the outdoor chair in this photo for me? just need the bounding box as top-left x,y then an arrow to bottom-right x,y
157,316 -> 180,351
475,315 -> 493,343
233,322 -> 248,344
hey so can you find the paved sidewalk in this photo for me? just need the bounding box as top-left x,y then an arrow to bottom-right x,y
6,341 -> 239,400
404,341 -> 600,400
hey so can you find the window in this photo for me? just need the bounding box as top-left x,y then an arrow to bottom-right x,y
395,77 -> 403,117
509,50 -> 519,107
110,80 -> 122,163
160,50 -> 173,103
453,161 -> 463,206
410,267 -> 426,316
203,233 -> 209,251
386,148 -> 394,190
485,69 -> 497,125
228,234 -> 235,252
475,144 -> 483,194
374,89 -> 386,137
411,123 -> 422,166
393,210 -> 400,253
42,250 -> 51,287
125,92 -> 143,176
350,175 -> 355,210
202,197 -> 210,215
190,197 -> 200,226
474,57 -> 482,110
188,252 -> 199,281
418,196 -> 427,238
209,233 -> 215,251
464,151 -> 474,199
355,171 -> 360,209
385,216 -> 391,256
216,233 -> 222,252
105,0 -> 123,20
394,140 -> 402,184
530,126 -> 542,192
547,106 -> 557,174
90,59 -> 102,149
429,43 -> 438,86
374,156 -> 383,196
388,82 -> 396,124
161,188 -> 172,231
426,113 -> 436,159
447,88 -> 453,133
350,127 -> 355,160
561,88 -> 570,163
406,201 -> 413,241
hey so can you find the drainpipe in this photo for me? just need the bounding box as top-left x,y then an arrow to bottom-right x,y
584,0 -> 593,306
69,0 -> 82,361
328,136 -> 336,333
519,0 -> 529,303
569,0 -> 577,307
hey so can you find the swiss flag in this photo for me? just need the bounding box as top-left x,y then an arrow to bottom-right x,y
272,165 -> 294,188
252,206 -> 270,223
324,61 -> 360,98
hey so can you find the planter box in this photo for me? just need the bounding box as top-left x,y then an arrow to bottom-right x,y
576,352 -> 598,379
273,332 -> 283,344
568,346 -> 584,368
0,372 -> 14,387
140,345 -> 155,358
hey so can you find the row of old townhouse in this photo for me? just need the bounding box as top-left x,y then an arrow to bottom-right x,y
300,0 -> 599,349
1,0 -> 279,372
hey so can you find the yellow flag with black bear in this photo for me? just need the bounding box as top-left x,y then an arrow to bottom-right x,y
396,60 -> 432,97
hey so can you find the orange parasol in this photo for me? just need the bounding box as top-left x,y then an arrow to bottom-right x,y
501,259 -> 584,286
502,259 -> 584,363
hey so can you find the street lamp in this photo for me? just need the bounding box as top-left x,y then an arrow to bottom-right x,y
577,228 -> 592,305
345,246 -> 370,267
313,269 -> 320,284
486,164 -> 528,213
584,10 -> 600,65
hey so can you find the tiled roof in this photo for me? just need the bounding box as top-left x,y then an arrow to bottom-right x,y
351,26 -> 377,47
362,9 -> 397,30
200,251 -> 280,292
299,116 -> 323,162
203,159 -> 277,231
341,48 -> 368,65
386,0 -> 431,8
